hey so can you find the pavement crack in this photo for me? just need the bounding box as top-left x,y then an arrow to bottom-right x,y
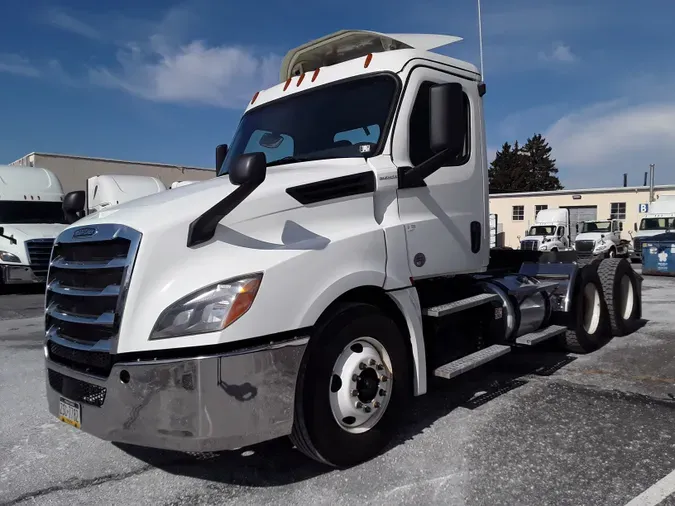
4,464 -> 156,505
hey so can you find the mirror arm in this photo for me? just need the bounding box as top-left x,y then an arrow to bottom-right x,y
187,181 -> 259,248
0,232 -> 17,245
398,148 -> 451,189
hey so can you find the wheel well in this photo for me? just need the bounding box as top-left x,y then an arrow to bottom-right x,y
314,285 -> 415,378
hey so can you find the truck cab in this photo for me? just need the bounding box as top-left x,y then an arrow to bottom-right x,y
520,208 -> 570,252
0,164 -> 66,285
630,196 -> 675,262
43,30 -> 643,468
573,218 -> 625,258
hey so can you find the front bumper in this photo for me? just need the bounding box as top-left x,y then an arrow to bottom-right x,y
0,264 -> 45,284
45,336 -> 309,452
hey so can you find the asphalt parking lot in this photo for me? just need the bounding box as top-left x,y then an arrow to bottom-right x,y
1,268 -> 674,506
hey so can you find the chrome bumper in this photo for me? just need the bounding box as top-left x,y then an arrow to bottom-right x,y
45,336 -> 309,452
0,264 -> 45,284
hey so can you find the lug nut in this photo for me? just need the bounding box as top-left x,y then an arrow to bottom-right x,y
351,389 -> 359,397
379,389 -> 386,397
368,359 -> 376,366
376,364 -> 384,371
359,362 -> 367,370
380,375 -> 388,382
356,401 -> 363,409
352,374 -> 359,382
364,406 -> 372,413
373,401 -> 381,409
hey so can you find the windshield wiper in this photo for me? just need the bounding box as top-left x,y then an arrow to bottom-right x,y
266,154 -> 321,167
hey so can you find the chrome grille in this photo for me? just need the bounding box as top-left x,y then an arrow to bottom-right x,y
26,238 -> 55,279
520,240 -> 539,251
575,240 -> 595,253
633,237 -> 644,257
45,224 -> 141,366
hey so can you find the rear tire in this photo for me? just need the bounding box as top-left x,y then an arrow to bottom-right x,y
597,258 -> 639,336
290,302 -> 411,468
559,264 -> 612,353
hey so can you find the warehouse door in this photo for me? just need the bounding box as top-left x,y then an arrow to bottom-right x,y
563,206 -> 598,241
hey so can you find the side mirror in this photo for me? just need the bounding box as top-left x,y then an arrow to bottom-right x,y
429,82 -> 466,156
215,144 -> 228,172
575,224 -> 579,233
619,222 -> 623,231
633,223 -> 637,232
0,227 -> 4,236
63,190 -> 86,224
229,152 -> 267,187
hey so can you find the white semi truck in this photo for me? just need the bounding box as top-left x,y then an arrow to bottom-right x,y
573,218 -> 630,259
0,164 -> 67,286
630,196 -> 675,262
519,208 -> 571,252
64,176 -> 204,224
44,30 -> 643,467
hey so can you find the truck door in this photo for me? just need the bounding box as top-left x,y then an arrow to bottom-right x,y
391,67 -> 488,278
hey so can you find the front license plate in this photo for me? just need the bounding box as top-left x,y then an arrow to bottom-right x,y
58,397 -> 81,429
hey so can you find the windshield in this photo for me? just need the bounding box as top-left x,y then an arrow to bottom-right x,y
218,74 -> 399,175
640,217 -> 675,231
528,226 -> 556,236
580,221 -> 611,233
0,201 -> 66,224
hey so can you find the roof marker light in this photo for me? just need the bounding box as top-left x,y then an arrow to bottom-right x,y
311,68 -> 320,82
364,53 -> 373,68
251,91 -> 260,104
283,78 -> 292,91
296,73 -> 305,87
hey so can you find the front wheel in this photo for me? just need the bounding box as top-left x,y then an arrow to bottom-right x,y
290,302 -> 411,468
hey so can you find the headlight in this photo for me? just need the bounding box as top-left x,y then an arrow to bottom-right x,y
0,251 -> 21,263
150,273 -> 263,340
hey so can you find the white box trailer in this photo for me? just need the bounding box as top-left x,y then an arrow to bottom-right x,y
45,30 -> 644,468
0,164 -> 66,285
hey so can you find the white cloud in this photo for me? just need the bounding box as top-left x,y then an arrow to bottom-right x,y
88,37 -> 280,108
0,54 -> 41,77
45,9 -> 101,40
545,100 -> 675,188
538,42 -> 577,63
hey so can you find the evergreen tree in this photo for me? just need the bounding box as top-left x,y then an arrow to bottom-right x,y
520,134 -> 564,191
488,134 -> 564,193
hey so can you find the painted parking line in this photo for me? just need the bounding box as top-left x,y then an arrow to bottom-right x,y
625,469 -> 675,506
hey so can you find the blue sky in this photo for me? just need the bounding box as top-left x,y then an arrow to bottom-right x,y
1,0 -> 674,189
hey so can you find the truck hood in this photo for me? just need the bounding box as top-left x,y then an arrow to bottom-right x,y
522,235 -> 554,242
574,232 -> 606,242
65,158 -> 374,235
635,230 -> 673,239
1,223 -> 66,241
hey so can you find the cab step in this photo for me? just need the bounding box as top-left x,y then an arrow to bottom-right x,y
423,293 -> 500,318
433,344 -> 511,379
514,325 -> 567,346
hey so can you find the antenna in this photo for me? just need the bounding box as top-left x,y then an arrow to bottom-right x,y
477,0 -> 485,79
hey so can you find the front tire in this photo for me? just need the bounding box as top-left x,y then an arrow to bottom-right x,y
290,302 -> 411,468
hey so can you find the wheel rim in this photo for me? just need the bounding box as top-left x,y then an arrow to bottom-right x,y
583,282 -> 602,334
619,274 -> 635,320
329,336 -> 393,434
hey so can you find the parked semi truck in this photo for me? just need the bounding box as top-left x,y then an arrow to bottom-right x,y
519,208 -> 571,252
64,175 -> 203,224
0,164 -> 67,286
630,196 -> 675,262
573,218 -> 630,259
44,30 -> 643,468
